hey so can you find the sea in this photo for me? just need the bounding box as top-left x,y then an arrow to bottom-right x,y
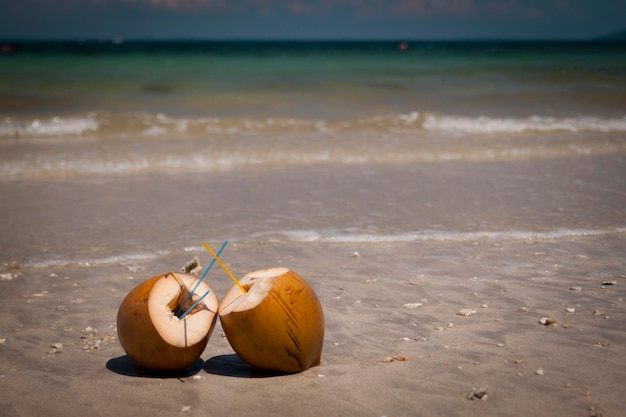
1,40 -> 625,267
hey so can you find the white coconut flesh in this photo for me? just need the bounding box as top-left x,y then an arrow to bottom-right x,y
220,267 -> 289,315
148,273 -> 217,347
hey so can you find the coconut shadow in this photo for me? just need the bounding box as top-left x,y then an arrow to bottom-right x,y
106,355 -> 204,378
203,354 -> 285,378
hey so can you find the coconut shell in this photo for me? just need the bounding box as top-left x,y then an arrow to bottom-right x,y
117,272 -> 218,371
219,267 -> 324,373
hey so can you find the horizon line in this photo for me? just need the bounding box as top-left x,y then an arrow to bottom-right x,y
2,36 -> 621,43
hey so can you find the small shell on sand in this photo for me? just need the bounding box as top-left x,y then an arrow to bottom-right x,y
569,286 -> 582,291
383,355 -> 409,363
535,368 -> 544,375
0,273 -> 15,281
181,257 -> 202,277
593,310 -> 609,319
467,385 -> 488,400
47,343 -> 64,354
539,317 -> 557,326
566,307 -> 576,313
403,303 -> 423,309
457,309 -> 477,317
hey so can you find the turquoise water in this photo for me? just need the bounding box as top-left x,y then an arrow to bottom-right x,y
2,40 -> 625,118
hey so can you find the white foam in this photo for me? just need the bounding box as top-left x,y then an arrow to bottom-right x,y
18,227 -> 625,269
3,112 -> 625,141
0,116 -> 99,138
421,114 -> 626,134
24,251 -> 164,269
259,227 -> 626,244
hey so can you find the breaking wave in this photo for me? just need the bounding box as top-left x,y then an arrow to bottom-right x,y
2,110 -> 625,180
252,227 -> 626,244
21,226 -> 626,269
2,111 -> 626,141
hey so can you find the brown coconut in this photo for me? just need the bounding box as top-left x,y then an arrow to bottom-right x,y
219,267 -> 324,373
117,272 -> 218,371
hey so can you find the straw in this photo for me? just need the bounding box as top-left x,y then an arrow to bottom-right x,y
202,241 -> 248,294
176,240 -> 228,318
178,286 -> 212,320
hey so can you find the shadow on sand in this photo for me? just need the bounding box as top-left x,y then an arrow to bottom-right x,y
106,354 -> 285,379
105,355 -> 203,378
202,354 -> 285,378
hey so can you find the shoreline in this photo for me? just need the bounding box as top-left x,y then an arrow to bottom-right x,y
1,154 -> 625,266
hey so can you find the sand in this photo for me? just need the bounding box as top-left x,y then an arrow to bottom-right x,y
1,156 -> 625,416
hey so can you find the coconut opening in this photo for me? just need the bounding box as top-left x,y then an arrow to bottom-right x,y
220,267 -> 289,315
167,285 -> 198,319
149,273 -> 218,347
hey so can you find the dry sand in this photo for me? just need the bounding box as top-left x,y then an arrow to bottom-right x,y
1,236 -> 625,417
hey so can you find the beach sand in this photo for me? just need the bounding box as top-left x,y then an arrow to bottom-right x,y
1,155 -> 625,416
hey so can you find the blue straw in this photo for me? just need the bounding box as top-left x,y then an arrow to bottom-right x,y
176,240 -> 228,319
178,287 -> 212,320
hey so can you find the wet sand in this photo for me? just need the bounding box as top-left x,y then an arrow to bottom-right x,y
1,155 -> 625,416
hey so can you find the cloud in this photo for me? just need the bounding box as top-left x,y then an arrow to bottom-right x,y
121,0 -> 226,11
109,0 -> 479,16
11,0 -> 566,21
390,0 -> 475,17
486,0 -> 544,20
288,0 -> 316,15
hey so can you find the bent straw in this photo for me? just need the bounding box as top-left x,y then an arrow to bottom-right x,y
176,240 -> 228,318
202,241 -> 247,294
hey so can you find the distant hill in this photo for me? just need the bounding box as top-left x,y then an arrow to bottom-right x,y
597,29 -> 626,41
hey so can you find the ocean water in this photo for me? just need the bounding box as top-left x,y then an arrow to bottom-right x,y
2,41 -> 626,179
1,40 -> 625,266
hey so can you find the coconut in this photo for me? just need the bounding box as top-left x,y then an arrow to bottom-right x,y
219,267 -> 324,373
117,272 -> 218,371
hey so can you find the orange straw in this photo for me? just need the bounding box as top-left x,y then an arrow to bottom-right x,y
202,241 -> 247,294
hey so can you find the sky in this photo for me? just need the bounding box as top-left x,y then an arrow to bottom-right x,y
1,0 -> 625,40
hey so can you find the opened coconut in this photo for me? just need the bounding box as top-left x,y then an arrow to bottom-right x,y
117,272 -> 218,371
219,267 -> 324,373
